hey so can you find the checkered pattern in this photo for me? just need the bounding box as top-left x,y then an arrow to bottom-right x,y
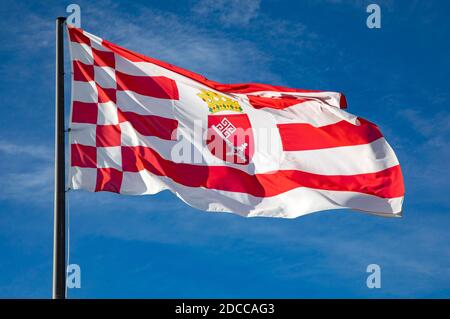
69,29 -> 127,192
69,26 -> 181,193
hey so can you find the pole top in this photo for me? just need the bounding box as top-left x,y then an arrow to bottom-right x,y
56,16 -> 67,22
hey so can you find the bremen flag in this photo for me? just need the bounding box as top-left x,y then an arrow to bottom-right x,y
67,26 -> 405,218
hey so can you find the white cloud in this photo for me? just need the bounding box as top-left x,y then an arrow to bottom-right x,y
0,140 -> 53,161
0,140 -> 53,203
193,0 -> 261,26
80,3 -> 278,84
0,3 -> 54,51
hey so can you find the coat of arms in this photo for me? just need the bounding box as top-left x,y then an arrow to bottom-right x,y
197,89 -> 254,165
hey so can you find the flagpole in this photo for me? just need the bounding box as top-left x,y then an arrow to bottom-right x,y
53,16 -> 67,299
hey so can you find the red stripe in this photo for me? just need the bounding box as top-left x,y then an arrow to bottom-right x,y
278,118 -> 383,151
121,146 -> 404,198
115,71 -> 179,100
247,95 -> 310,109
100,38 -> 347,108
119,110 -> 178,140
219,84 -> 319,95
68,27 -> 91,45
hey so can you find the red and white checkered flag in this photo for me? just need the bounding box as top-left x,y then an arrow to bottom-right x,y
67,26 -> 404,218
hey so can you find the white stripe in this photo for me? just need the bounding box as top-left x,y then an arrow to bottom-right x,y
281,138 -> 399,175
232,95 -> 357,127
111,169 -> 402,217
119,121 -> 176,156
264,100 -> 353,126
116,90 -> 175,119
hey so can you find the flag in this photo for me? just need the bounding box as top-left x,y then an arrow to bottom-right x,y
67,25 -> 404,218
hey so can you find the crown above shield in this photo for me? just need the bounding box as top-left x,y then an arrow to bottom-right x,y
197,89 -> 243,114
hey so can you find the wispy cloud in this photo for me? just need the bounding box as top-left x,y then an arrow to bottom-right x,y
0,140 -> 53,203
0,141 -> 53,161
396,108 -> 450,202
401,109 -> 450,141
192,0 -> 261,27
0,1 -> 54,52
79,1 -> 278,84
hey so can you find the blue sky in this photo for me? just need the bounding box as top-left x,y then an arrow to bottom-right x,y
0,0 -> 449,298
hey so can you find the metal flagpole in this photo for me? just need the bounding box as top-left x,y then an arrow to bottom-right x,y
53,16 -> 67,299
